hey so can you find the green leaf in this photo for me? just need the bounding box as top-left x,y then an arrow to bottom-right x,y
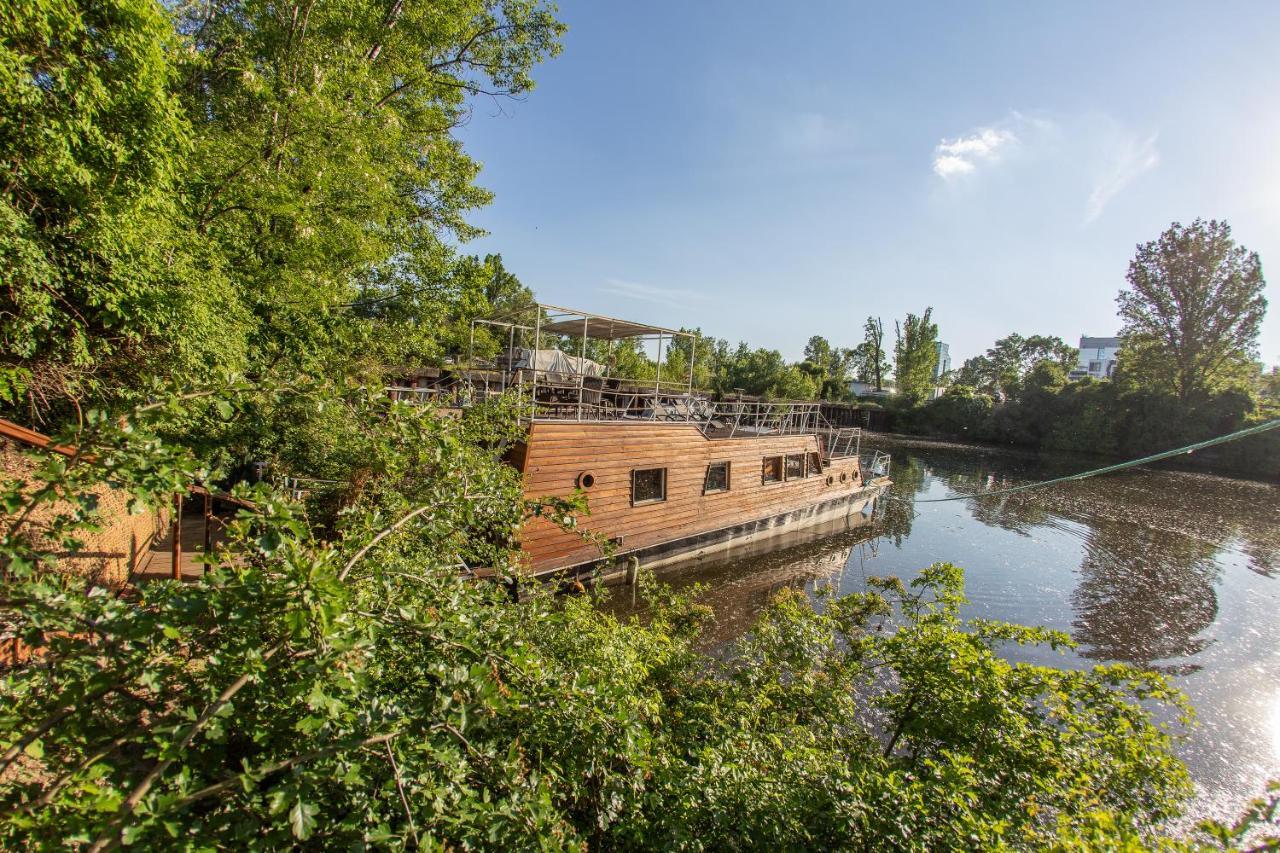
289,799 -> 317,840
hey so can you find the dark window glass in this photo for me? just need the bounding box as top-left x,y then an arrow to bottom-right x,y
785,454 -> 805,480
762,456 -> 783,484
807,452 -> 822,476
632,468 -> 666,504
704,461 -> 730,494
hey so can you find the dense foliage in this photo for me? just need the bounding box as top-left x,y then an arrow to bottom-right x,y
1,0 -> 559,427
8,397 -> 1279,849
952,333 -> 1078,399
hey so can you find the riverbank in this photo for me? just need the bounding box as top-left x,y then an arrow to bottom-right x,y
860,427 -> 1280,484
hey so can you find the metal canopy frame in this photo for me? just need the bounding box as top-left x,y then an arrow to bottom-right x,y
467,303 -> 698,421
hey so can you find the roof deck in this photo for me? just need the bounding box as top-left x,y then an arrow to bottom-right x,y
387,303 -> 871,459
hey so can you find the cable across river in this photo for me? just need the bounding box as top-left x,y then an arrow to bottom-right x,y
880,416 -> 1280,505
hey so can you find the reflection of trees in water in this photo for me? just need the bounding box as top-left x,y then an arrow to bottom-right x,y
878,455 -> 928,544
884,443 -> 1276,671
1071,518 -> 1220,671
964,487 -> 1052,534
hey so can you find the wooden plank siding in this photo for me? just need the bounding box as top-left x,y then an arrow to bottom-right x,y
517,422 -> 864,573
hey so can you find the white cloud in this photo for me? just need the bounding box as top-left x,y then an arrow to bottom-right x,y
932,126 -> 1018,179
1084,132 -> 1160,223
600,278 -> 705,308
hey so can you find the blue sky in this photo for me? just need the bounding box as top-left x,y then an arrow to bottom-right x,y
457,1 -> 1280,367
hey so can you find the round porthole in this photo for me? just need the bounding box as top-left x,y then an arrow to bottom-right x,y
826,475 -> 834,486
576,471 -> 596,489
840,473 -> 848,483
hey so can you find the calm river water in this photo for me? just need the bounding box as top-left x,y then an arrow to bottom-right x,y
615,436 -> 1280,826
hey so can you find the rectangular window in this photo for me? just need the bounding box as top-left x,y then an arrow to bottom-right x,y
785,454 -> 805,480
704,461 -> 730,494
807,452 -> 822,476
1088,361 -> 1102,373
631,467 -> 666,505
762,456 -> 783,484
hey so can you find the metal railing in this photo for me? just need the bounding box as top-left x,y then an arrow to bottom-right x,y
861,450 -> 891,480
818,427 -> 861,459
384,384 -> 875,448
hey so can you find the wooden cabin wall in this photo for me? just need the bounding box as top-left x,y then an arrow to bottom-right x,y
518,422 -> 864,572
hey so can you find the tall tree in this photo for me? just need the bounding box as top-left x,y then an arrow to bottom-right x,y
853,317 -> 890,391
894,308 -> 939,403
1117,219 -> 1267,403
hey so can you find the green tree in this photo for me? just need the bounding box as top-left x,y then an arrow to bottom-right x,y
894,308 -> 939,403
799,335 -> 854,400
954,333 -> 1076,399
852,316 -> 890,390
1117,219 -> 1267,403
0,0 -> 248,415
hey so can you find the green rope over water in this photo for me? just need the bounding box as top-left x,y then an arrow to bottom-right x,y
886,416 -> 1280,505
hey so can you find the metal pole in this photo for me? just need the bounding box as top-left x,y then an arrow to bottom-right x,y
686,335 -> 696,422
578,315 -> 589,421
505,324 -> 514,393
653,334 -> 664,420
532,310 -> 541,420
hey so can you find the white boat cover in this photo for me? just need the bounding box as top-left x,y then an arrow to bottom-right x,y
511,348 -> 604,383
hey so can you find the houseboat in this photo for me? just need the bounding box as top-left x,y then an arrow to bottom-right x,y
393,305 -> 891,580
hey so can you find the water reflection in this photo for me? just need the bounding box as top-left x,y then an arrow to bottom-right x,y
613,436 -> 1280,825
1072,519 -> 1218,671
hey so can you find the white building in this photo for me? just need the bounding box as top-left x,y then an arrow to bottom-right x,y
1069,336 -> 1121,380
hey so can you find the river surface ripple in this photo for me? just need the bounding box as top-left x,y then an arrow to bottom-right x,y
612,436 -> 1280,827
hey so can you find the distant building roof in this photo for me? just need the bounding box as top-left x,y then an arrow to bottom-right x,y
1079,336 -> 1121,349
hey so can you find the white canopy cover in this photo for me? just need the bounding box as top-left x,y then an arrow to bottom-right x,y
511,348 -> 604,383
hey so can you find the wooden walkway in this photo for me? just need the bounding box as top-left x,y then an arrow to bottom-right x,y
133,513 -> 231,582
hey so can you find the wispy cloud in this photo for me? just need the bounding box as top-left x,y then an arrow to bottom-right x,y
1084,132 -> 1159,223
779,112 -> 857,156
933,126 -> 1018,179
600,278 -> 706,308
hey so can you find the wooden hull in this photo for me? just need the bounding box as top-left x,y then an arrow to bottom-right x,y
515,421 -> 887,577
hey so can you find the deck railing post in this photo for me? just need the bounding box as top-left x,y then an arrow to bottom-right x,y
171,493 -> 182,580
202,491 -> 212,574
